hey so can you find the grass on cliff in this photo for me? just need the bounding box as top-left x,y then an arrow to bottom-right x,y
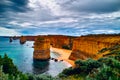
59,45 -> 120,80
60,74 -> 86,80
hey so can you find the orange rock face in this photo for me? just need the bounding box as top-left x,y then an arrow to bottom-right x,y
33,36 -> 50,60
20,36 -> 26,44
19,34 -> 120,61
69,35 -> 120,60
48,35 -> 75,49
19,35 -> 76,49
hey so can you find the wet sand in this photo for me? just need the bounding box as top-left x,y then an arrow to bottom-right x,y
50,47 -> 75,67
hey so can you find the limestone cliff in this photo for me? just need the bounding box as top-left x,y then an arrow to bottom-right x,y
48,35 -> 75,49
19,35 -> 76,49
69,35 -> 120,60
18,34 -> 120,61
33,36 -> 50,60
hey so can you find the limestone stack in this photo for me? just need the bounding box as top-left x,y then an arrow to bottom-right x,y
33,36 -> 50,60
20,36 -> 26,44
9,37 -> 12,43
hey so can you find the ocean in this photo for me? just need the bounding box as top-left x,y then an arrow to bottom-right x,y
0,36 -> 71,76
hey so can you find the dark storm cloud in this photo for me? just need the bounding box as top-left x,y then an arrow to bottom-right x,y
115,17 -> 120,20
0,0 -> 29,14
0,0 -> 120,36
57,0 -> 120,13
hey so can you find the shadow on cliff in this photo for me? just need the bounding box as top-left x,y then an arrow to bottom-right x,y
32,59 -> 49,74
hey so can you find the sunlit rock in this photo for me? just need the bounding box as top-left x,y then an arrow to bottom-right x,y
20,36 -> 26,44
33,36 -> 50,60
69,35 -> 120,60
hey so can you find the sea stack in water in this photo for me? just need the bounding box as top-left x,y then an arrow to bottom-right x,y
9,37 -> 12,43
20,36 -> 26,44
33,36 -> 50,60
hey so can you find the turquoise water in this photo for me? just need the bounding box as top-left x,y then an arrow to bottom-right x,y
0,37 -> 71,76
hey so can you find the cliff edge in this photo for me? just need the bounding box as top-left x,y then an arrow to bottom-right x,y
69,35 -> 120,60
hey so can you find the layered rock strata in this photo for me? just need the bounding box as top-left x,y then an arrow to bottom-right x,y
33,36 -> 50,60
19,35 -> 76,49
69,35 -> 120,60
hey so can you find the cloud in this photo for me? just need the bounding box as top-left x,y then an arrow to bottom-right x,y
35,18 -> 78,25
0,0 -> 120,36
57,0 -> 120,13
8,21 -> 33,27
0,27 -> 20,36
0,0 -> 29,13
92,29 -> 120,34
115,16 -> 120,20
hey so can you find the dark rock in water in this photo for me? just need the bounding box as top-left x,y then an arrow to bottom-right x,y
9,37 -> 12,43
54,59 -> 58,62
20,36 -> 26,44
13,36 -> 19,40
60,60 -> 63,61
51,58 -> 54,60
20,41 -> 26,44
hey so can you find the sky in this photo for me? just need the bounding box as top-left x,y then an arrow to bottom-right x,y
0,0 -> 120,36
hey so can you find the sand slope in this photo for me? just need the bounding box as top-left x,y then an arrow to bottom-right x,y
51,47 -> 75,67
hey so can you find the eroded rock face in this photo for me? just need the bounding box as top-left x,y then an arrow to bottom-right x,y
20,36 -> 26,44
33,36 -> 50,60
48,35 -> 74,49
69,35 -> 120,60
19,35 -> 76,49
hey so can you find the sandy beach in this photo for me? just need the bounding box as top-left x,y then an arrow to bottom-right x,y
50,47 -> 75,67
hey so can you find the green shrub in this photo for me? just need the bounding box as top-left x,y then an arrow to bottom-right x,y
0,54 -> 57,80
0,54 -> 19,76
98,57 -> 120,69
75,59 -> 101,73
86,65 -> 120,80
98,48 -> 108,53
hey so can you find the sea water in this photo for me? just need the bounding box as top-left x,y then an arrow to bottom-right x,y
0,36 -> 71,76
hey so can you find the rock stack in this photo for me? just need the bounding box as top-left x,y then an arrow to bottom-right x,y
9,37 -> 12,43
33,36 -> 50,60
20,36 -> 26,44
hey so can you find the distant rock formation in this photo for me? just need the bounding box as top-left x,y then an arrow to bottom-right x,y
20,36 -> 26,44
69,35 -> 120,60
9,37 -> 12,43
12,36 -> 20,40
33,36 -> 50,60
